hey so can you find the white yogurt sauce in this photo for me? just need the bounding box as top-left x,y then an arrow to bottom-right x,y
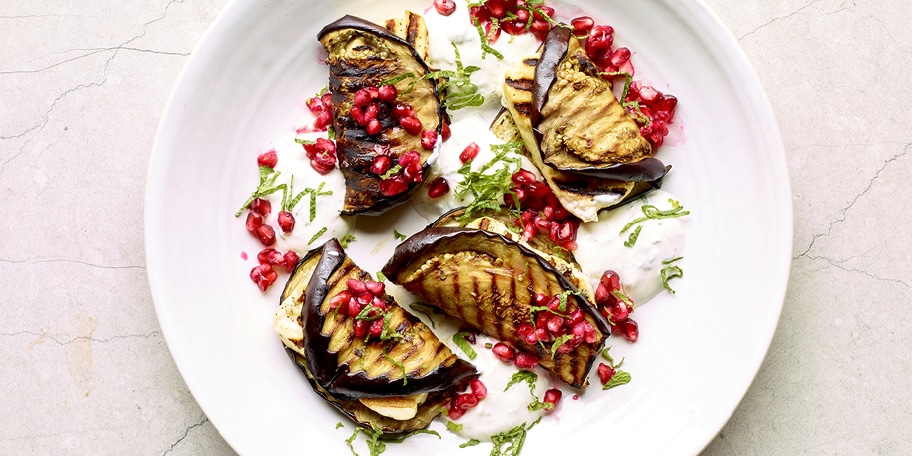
574,190 -> 686,304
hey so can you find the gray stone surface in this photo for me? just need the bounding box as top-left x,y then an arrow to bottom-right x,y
1,0 -> 909,454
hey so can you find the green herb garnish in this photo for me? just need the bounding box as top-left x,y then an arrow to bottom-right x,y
339,232 -> 356,248
308,226 -> 328,245
235,166 -> 285,216
624,225 -> 642,247
471,16 -> 504,60
452,332 -> 478,360
489,419 -> 539,456
549,334 -> 574,359
445,421 -> 463,432
345,424 -> 439,456
504,371 -> 550,411
660,256 -> 684,294
393,229 -> 407,241
454,141 -> 523,224
620,198 -> 691,234
600,346 -> 632,391
459,439 -> 481,448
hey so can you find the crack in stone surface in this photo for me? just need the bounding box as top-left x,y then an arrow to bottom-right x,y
803,255 -> 912,290
794,144 -> 911,259
161,416 -> 209,456
739,0 -> 826,41
0,258 -> 145,270
0,330 -> 161,345
0,0 -> 188,174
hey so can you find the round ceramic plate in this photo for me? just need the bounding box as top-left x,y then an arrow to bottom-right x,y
146,0 -> 792,454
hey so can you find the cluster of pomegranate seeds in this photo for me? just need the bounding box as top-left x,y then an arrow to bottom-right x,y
571,16 -> 678,148
506,169 -> 580,251
305,91 -> 334,131
329,278 -> 391,339
492,341 -> 540,369
594,270 -> 639,342
375,150 -> 424,197
249,248 -> 300,291
245,198 -> 276,246
469,0 -> 556,41
523,291 -> 597,352
302,137 -> 337,175
447,379 -> 487,420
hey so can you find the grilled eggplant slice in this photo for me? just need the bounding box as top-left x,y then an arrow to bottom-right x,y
501,55 -> 668,222
274,238 -> 477,433
429,206 -> 595,301
319,15 -> 443,215
533,27 -> 663,177
385,11 -> 430,62
381,227 -> 611,389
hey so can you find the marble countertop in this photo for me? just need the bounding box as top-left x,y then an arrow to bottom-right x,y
2,0 -> 910,454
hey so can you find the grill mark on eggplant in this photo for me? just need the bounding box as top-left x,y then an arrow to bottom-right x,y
523,57 -> 540,66
512,102 -> 534,118
505,77 -> 534,91
406,13 -> 422,47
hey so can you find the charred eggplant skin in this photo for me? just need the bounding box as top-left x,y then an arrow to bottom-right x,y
319,16 -> 442,216
532,26 -> 665,182
300,238 -> 476,400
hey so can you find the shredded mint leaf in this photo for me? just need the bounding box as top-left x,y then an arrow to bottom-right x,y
490,421 -> 534,456
235,166 -> 286,216
445,421 -> 463,432
383,353 -> 407,386
375,271 -> 387,283
620,199 -> 690,234
661,257 -> 684,294
602,370 -> 632,390
452,332 -> 477,360
550,334 -> 574,359
505,371 -> 538,392
393,229 -> 406,241
381,164 -> 402,180
340,232 -> 356,248
308,227 -> 328,245
471,17 -> 504,60
336,422 -> 344,429
624,224 -> 642,247
454,142 -> 523,224
459,439 -> 481,448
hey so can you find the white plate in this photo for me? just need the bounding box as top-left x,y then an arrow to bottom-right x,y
146,0 -> 792,454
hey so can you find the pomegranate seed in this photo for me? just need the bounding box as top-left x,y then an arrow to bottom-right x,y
469,5 -> 490,22
277,211 -> 295,233
314,110 -> 332,131
379,176 -> 409,196
369,318 -> 384,337
245,211 -> 263,233
346,278 -> 367,293
514,351 -> 539,369
485,0 -> 506,19
378,84 -> 398,102
263,249 -> 286,267
370,155 -> 392,175
597,362 -> 616,384
511,169 -> 537,186
403,160 -> 423,182
448,406 -> 466,420
249,198 -> 271,216
501,19 -> 525,35
543,388 -> 562,409
600,270 -> 621,290
546,315 -> 564,334
254,224 -> 276,246
529,18 -> 550,36
516,323 -> 536,344
256,248 -> 278,264
249,264 -> 278,291
353,88 -> 373,107
329,291 -> 351,309
441,122 -> 451,141
427,176 -> 450,198
347,298 -> 364,318
366,118 -> 382,136
492,342 -> 515,361
353,319 -> 368,338
283,251 -> 299,270
257,150 -> 278,168
365,280 -> 385,296
459,142 -> 480,163
399,116 -> 422,135
392,102 -> 415,119
610,47 -> 631,66
513,8 -> 529,24
421,129 -> 438,150
620,318 -> 639,342
609,301 -> 630,321
350,106 -> 367,126
470,379 -> 487,399
306,96 -> 325,113
398,150 -> 420,167
568,310 -> 583,325
434,0 -> 456,16
571,16 -> 594,35
456,392 -> 479,410
310,151 -> 336,174
533,292 -> 549,307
